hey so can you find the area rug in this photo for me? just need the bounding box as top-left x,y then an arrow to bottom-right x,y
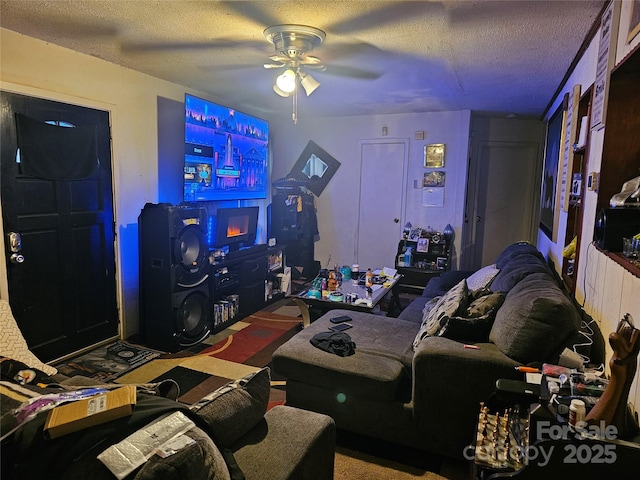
54,340 -> 162,382
113,310 -> 302,407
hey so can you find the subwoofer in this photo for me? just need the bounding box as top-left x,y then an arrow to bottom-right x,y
139,203 -> 211,351
594,207 -> 640,252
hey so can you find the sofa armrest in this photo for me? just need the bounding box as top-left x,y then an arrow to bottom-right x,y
411,337 -> 521,458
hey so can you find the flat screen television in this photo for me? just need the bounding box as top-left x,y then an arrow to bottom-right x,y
212,206 -> 259,252
184,94 -> 269,202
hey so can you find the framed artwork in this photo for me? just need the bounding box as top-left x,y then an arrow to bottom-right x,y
424,143 -> 445,168
288,140 -> 341,196
416,238 -> 430,253
628,0 -> 640,44
540,104 -> 564,241
423,170 -> 446,187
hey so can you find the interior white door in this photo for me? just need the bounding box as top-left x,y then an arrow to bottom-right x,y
356,140 -> 408,270
472,142 -> 539,267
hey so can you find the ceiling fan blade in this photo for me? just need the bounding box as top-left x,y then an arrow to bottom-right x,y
320,64 -> 381,80
269,54 -> 289,62
327,1 -> 445,35
299,55 -> 323,65
264,63 -> 286,69
120,38 -> 265,54
221,2 -> 283,30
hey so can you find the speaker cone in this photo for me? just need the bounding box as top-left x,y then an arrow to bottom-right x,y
174,224 -> 209,287
175,290 -> 210,346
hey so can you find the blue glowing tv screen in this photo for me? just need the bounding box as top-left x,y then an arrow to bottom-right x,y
184,94 -> 269,202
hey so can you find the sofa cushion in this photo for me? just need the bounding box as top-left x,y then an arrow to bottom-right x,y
272,311 -> 417,401
413,279 -> 469,348
495,242 -> 545,269
465,264 -> 500,294
190,367 -> 270,448
490,253 -> 551,293
489,273 -> 580,364
421,270 -> 473,299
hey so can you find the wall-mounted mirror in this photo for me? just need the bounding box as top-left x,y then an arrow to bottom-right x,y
288,140 -> 341,196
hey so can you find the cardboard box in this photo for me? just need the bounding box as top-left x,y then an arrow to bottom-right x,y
45,385 -> 136,439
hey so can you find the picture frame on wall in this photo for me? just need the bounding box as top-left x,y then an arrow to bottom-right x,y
288,140 -> 341,197
628,0 -> 640,44
424,144 -> 445,168
540,104 -> 564,241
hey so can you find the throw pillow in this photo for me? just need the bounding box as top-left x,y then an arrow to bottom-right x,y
465,264 -> 500,293
0,299 -> 57,376
489,273 -> 580,364
438,293 -> 505,343
413,279 -> 469,348
190,367 -> 270,448
466,292 -> 506,318
0,356 -> 55,385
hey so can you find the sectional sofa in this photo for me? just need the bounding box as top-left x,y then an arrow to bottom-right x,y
1,299 -> 335,480
273,242 -> 605,460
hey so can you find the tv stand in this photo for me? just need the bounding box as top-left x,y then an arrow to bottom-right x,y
225,243 -> 268,261
210,245 -> 285,333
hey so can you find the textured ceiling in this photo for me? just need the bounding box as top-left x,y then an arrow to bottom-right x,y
0,0 -> 605,120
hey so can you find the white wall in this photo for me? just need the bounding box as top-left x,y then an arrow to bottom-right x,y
0,28 -> 259,338
0,27 -> 472,340
271,111 -> 471,270
537,3 -> 640,415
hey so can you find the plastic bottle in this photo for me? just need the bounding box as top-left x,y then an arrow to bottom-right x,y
365,268 -> 374,287
569,399 -> 586,428
404,247 -> 412,267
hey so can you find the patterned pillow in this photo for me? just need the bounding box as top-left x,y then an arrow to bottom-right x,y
413,279 -> 469,348
0,299 -> 57,376
190,367 -> 270,448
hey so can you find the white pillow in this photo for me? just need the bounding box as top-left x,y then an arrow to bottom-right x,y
466,264 -> 500,293
0,299 -> 57,376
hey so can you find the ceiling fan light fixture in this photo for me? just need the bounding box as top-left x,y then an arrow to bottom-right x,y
300,72 -> 320,96
276,69 -> 297,93
273,84 -> 290,97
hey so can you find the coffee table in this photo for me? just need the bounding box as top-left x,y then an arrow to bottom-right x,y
291,272 -> 402,327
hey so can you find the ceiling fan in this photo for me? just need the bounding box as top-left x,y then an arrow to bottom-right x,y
263,25 -> 326,97
262,24 -> 328,123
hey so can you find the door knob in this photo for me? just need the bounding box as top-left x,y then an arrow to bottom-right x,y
10,253 -> 25,264
394,218 -> 400,223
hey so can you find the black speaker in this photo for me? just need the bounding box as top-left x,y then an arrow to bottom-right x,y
139,203 -> 211,352
594,208 -> 640,252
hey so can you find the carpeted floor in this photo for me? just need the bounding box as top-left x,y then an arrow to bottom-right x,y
55,298 -> 470,479
113,309 -> 302,407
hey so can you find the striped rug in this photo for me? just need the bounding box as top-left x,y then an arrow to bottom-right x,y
114,309 -> 302,407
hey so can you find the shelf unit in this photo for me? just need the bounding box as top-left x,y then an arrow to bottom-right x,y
561,87 -> 592,292
596,43 -> 640,277
395,235 -> 450,293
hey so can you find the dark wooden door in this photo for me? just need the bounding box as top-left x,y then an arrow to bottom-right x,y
1,91 -> 118,362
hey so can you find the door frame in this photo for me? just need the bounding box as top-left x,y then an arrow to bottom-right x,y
462,139 -> 542,270
0,82 -> 122,341
354,138 -> 409,263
